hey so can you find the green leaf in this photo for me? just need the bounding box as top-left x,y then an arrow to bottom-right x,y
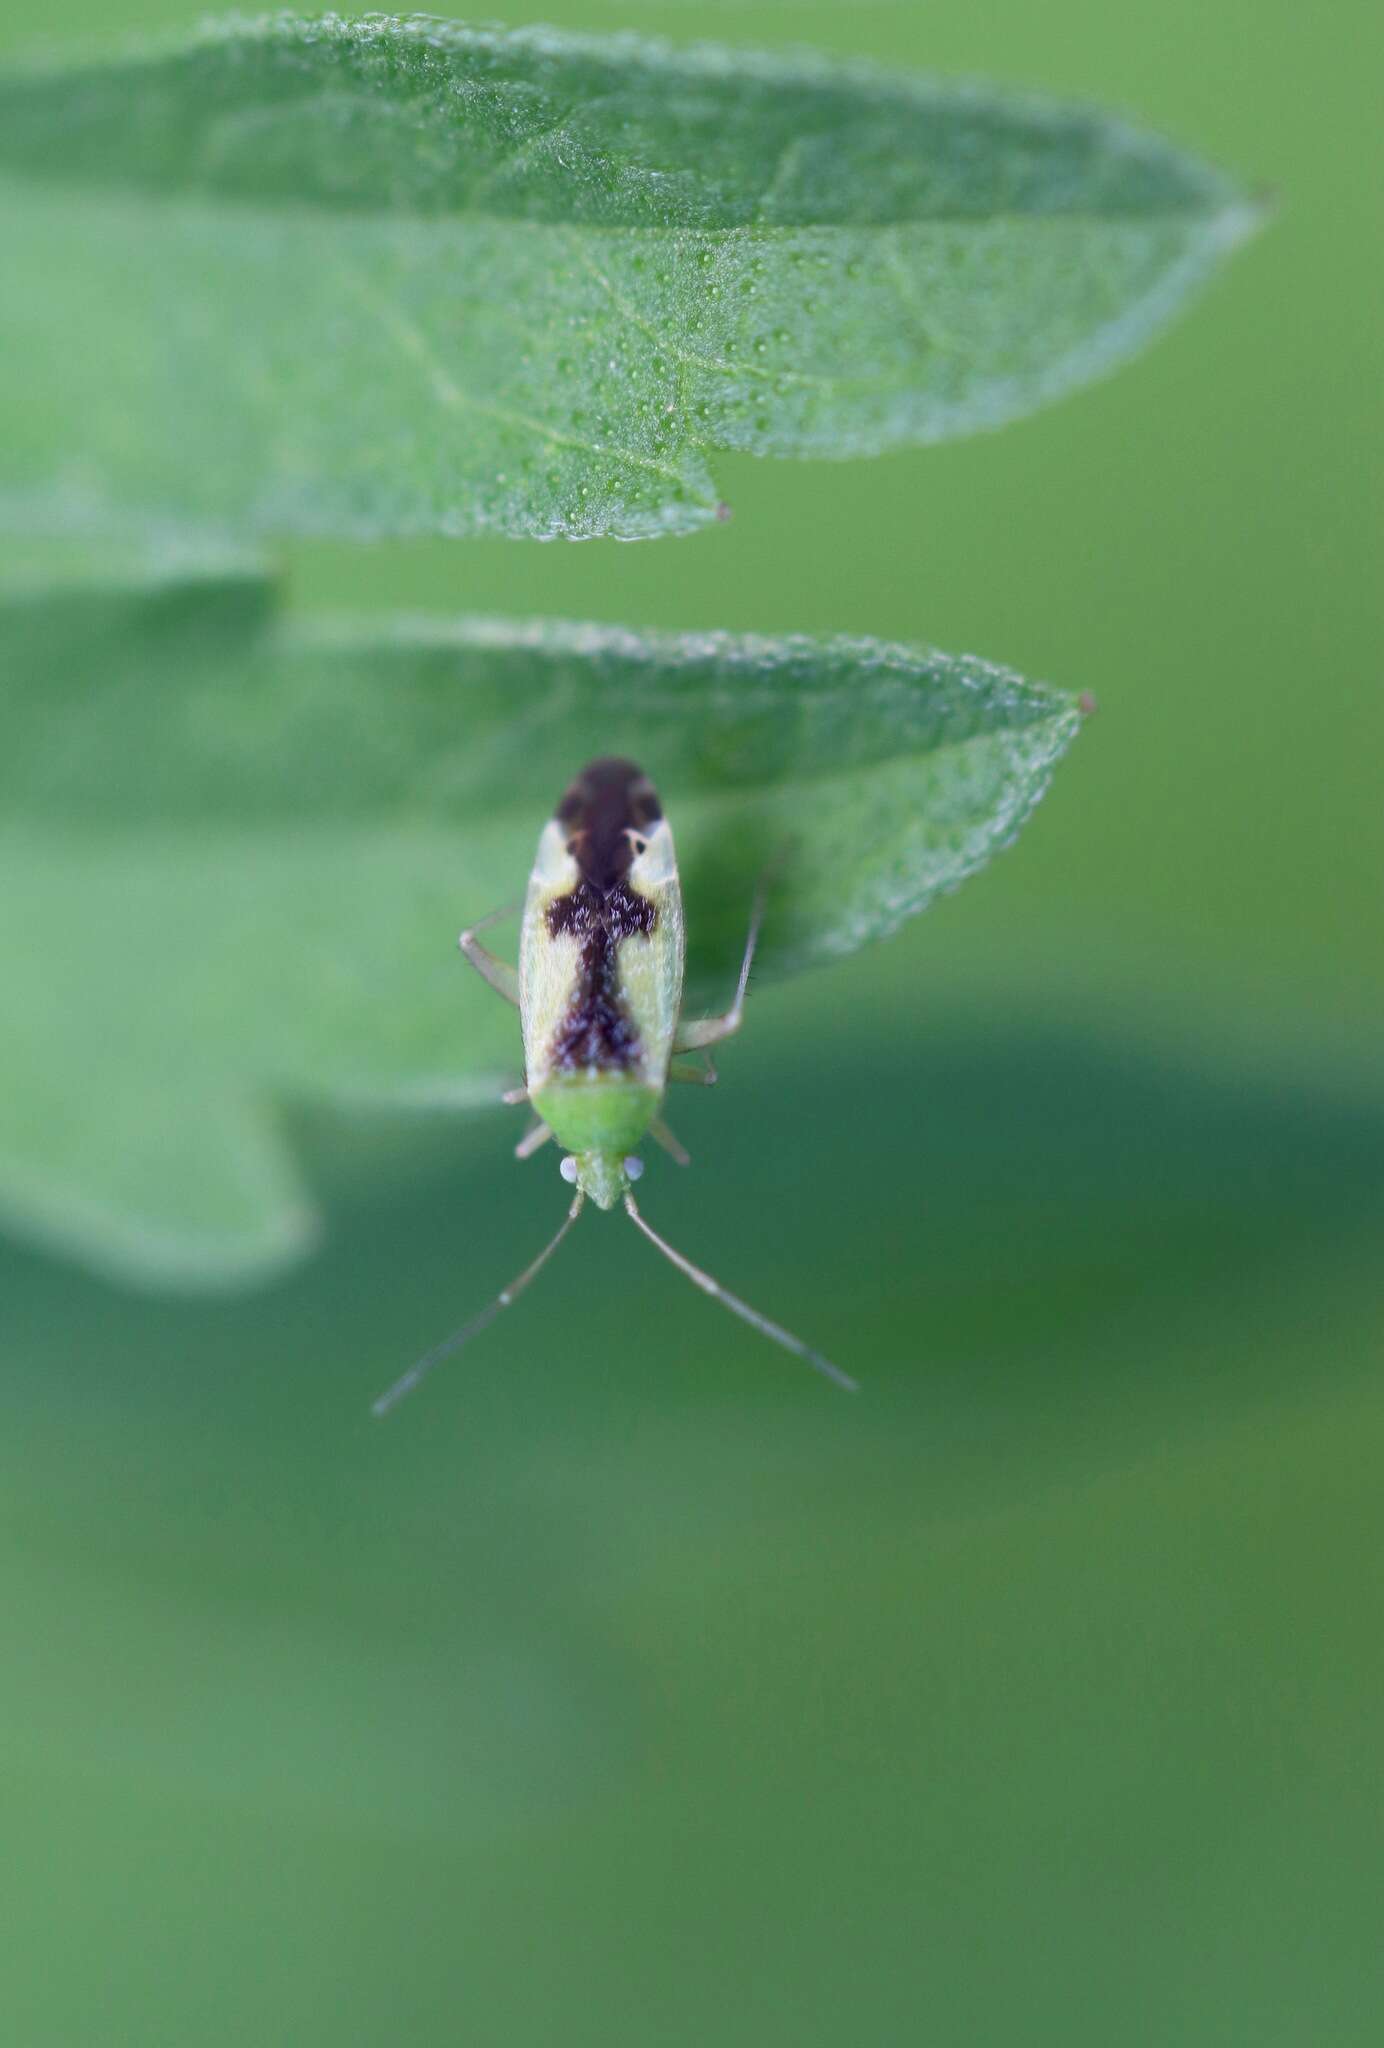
1,568 -> 1082,1285
0,14 -> 1261,542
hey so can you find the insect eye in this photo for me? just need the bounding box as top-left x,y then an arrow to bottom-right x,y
560,1156 -> 579,1183
623,1156 -> 644,1180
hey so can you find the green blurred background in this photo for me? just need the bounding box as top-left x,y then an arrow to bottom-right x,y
3,2 -> 1381,2042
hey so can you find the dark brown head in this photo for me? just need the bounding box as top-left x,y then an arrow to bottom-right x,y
556,758 -> 662,897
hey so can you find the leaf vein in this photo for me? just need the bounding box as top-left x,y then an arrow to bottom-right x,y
337,260 -> 705,496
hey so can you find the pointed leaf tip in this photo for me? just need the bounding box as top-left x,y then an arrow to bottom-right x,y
0,15 -> 1261,542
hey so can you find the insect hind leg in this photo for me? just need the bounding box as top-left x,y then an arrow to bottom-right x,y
460,904 -> 520,1008
672,875 -> 768,1054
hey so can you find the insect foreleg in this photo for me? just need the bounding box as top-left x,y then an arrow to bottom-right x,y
650,1117 -> 691,1166
514,1120 -> 553,1160
459,904 -> 521,1008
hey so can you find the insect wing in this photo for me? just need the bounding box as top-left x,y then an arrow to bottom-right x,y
518,762 -> 685,1094
518,819 -> 582,1093
615,818 -> 684,1089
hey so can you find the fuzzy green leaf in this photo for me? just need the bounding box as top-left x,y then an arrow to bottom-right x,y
0,568 -> 1081,1284
0,13 -> 1260,541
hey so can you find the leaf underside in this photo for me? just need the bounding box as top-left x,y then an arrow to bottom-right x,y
0,570 -> 1081,1285
0,13 -> 1260,541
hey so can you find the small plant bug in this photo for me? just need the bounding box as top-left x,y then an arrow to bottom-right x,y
373,758 -> 856,1414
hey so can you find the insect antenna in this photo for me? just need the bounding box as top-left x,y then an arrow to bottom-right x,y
623,1194 -> 857,1393
372,1195 -> 585,1418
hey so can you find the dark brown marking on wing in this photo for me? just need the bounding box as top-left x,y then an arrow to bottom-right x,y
546,761 -> 662,1072
556,758 -> 661,894
547,881 -> 657,1070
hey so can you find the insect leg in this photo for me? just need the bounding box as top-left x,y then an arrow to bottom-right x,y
649,1117 -> 690,1166
514,1120 -> 553,1160
672,875 -> 767,1053
667,1058 -> 718,1087
459,904 -> 520,1008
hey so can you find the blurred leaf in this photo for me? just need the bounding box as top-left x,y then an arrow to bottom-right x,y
0,568 -> 1080,1285
0,13 -> 1260,541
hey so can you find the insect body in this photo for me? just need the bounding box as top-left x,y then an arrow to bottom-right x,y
373,758 -> 855,1415
520,758 -> 681,1206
